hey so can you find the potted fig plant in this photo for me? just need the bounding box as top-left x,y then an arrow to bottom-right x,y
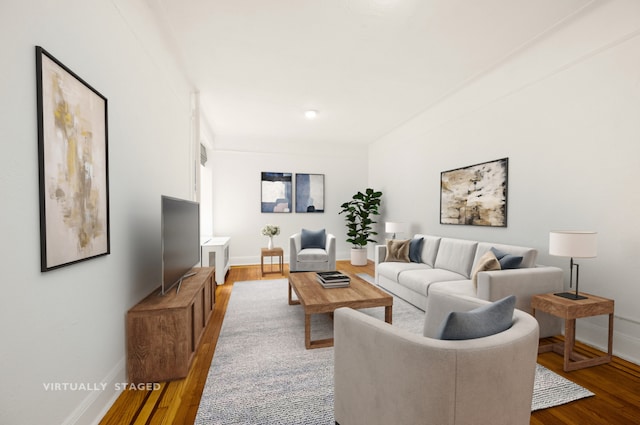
339,188 -> 383,265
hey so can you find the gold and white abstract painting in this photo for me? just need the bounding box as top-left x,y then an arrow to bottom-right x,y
37,47 -> 109,270
440,158 -> 508,227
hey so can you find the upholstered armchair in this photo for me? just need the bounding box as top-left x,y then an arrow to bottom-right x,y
289,229 -> 336,272
334,291 -> 539,425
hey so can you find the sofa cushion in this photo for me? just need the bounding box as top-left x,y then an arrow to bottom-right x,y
434,238 -> 478,278
297,248 -> 328,262
385,239 -> 410,262
471,250 -> 501,287
414,234 -> 441,267
377,262 -> 431,282
490,247 -> 523,269
427,280 -> 476,298
473,242 -> 537,269
409,237 -> 424,263
301,228 -> 326,249
398,268 -> 467,296
436,295 -> 516,340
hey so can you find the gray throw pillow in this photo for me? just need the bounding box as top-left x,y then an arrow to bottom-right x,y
490,247 -> 523,269
301,228 -> 326,249
409,237 -> 424,263
436,295 -> 516,340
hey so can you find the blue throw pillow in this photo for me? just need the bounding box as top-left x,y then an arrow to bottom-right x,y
409,237 -> 424,263
301,228 -> 326,249
490,247 -> 523,269
436,295 -> 516,340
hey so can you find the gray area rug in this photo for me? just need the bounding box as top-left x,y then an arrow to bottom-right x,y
195,277 -> 593,424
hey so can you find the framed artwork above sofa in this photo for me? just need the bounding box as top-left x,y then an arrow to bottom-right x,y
440,158 -> 508,227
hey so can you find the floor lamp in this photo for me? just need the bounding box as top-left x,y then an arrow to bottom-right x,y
549,231 -> 597,300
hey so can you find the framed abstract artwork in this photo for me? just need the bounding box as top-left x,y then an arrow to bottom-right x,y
36,46 -> 110,271
440,158 -> 508,227
295,173 -> 324,213
261,172 -> 292,213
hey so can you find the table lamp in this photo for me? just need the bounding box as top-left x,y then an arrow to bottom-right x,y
549,231 -> 597,300
385,222 -> 407,239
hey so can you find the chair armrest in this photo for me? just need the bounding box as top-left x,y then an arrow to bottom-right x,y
289,234 -> 300,271
326,234 -> 336,270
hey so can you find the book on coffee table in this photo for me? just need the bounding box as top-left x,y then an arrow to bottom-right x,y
316,271 -> 350,288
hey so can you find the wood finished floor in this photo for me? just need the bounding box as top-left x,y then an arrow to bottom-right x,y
101,261 -> 640,425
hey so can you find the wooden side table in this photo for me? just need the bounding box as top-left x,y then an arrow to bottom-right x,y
261,247 -> 284,276
532,292 -> 614,372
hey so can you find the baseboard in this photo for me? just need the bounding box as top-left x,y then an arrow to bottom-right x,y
61,358 -> 126,425
575,318 -> 640,366
230,254 -> 356,266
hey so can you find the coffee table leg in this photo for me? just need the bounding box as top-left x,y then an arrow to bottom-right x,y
305,313 -> 311,349
288,281 -> 299,306
304,312 -> 336,349
385,305 -> 393,324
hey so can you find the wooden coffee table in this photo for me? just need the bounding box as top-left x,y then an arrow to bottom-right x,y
288,271 -> 393,349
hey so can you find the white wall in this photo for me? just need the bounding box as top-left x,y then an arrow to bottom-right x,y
369,0 -> 640,364
209,145 -> 369,264
2,1 -> 638,423
0,1 -> 195,424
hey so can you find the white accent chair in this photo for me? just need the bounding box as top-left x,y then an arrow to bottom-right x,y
334,291 -> 539,425
289,230 -> 336,272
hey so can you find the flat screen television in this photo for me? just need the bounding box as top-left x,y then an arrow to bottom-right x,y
161,195 -> 200,295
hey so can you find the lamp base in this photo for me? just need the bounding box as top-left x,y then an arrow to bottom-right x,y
554,292 -> 588,300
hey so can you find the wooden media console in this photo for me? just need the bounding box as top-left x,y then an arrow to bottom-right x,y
126,267 -> 215,383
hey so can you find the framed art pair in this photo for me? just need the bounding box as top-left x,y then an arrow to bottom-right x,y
261,172 -> 324,213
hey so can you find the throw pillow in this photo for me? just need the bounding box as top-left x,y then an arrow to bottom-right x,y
409,237 -> 424,263
471,250 -> 501,287
301,228 -> 326,249
384,239 -> 410,262
436,295 -> 516,340
490,247 -> 523,269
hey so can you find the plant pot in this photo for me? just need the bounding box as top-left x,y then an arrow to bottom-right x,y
350,247 -> 368,266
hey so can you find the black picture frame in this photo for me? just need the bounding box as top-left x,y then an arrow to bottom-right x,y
36,46 -> 110,271
261,172 -> 292,213
440,158 -> 508,227
295,173 -> 325,213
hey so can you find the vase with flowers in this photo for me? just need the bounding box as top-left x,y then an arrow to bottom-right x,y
261,224 -> 280,249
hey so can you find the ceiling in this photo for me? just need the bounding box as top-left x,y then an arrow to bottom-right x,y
146,0 -> 593,150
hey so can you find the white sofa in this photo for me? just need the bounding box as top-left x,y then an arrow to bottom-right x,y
334,291 -> 540,425
375,234 -> 562,337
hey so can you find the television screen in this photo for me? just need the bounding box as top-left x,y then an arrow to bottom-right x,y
161,195 -> 200,294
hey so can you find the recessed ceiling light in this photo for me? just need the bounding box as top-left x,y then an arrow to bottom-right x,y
304,110 -> 318,119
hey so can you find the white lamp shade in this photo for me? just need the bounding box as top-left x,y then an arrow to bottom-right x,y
385,222 -> 407,234
549,231 -> 597,258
